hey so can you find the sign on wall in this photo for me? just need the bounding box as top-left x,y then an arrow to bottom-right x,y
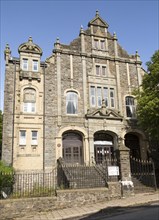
108,166 -> 119,176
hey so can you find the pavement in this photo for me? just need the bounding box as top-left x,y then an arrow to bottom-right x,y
17,191 -> 159,220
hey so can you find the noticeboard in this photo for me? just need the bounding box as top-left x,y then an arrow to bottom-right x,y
108,166 -> 119,176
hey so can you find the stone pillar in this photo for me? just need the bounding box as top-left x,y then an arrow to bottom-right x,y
89,137 -> 95,164
116,138 -> 134,197
55,38 -> 62,126
135,51 -> 142,87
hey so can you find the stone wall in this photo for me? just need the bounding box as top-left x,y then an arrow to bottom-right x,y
0,183 -> 121,220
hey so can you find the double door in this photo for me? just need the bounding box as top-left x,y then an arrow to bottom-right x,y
95,145 -> 113,164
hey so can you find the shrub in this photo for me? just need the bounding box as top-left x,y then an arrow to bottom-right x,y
0,161 -> 15,198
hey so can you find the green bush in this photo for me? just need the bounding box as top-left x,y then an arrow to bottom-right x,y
0,161 -> 15,197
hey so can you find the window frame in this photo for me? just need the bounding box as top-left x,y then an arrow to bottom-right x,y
19,130 -> 26,146
31,130 -> 38,145
32,60 -> 38,72
66,91 -> 78,115
23,88 -> 36,113
125,96 -> 136,118
22,58 -> 28,71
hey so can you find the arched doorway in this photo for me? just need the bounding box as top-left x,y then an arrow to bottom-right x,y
62,131 -> 83,164
125,133 -> 141,159
94,131 -> 115,164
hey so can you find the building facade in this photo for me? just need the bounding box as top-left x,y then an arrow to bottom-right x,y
2,11 -> 148,173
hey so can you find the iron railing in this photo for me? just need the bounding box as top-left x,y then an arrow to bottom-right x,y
130,156 -> 157,192
0,169 -> 56,199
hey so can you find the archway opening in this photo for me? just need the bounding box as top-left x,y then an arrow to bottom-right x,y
62,131 -> 83,164
94,131 -> 114,164
125,133 -> 141,159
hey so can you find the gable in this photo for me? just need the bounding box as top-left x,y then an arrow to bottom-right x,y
88,11 -> 109,28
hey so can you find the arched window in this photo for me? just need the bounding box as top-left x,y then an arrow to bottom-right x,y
125,96 -> 136,118
23,88 -> 36,113
66,91 -> 78,114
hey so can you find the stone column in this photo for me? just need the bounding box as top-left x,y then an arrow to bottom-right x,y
80,26 -> 87,115
89,137 -> 95,164
116,138 -> 134,197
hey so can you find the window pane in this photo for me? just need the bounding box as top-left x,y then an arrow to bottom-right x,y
23,103 -> 35,113
20,130 -> 26,145
96,66 -> 100,75
100,40 -> 105,50
94,39 -> 99,49
66,92 -> 78,114
110,88 -> 115,108
22,59 -> 28,71
102,66 -> 106,76
125,96 -> 136,117
103,87 -> 108,106
31,131 -> 38,145
97,87 -> 102,107
90,86 -> 96,107
32,60 -> 38,71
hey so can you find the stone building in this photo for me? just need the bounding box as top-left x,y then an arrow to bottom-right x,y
2,11 -> 148,179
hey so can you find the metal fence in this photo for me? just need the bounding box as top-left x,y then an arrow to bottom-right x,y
0,169 -> 57,199
130,156 -> 157,192
57,158 -> 119,189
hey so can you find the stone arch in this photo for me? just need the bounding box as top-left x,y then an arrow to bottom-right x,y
124,130 -> 148,160
56,126 -> 89,164
93,130 -> 118,164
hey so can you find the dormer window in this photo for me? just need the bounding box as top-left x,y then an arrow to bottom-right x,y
32,60 -> 38,72
94,39 -> 105,50
95,65 -> 107,76
22,59 -> 28,71
100,40 -> 105,50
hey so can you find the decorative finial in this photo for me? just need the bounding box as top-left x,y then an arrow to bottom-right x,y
56,37 -> 60,44
135,50 -> 141,61
4,43 -> 11,62
28,36 -> 33,43
96,10 -> 99,16
113,32 -> 117,39
5,43 -> 10,52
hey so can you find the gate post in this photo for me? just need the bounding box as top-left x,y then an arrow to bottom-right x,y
116,138 -> 134,197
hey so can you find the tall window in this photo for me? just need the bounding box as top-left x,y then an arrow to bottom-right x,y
90,86 -> 115,108
32,60 -> 38,72
96,65 -> 100,75
102,66 -> 106,76
94,39 -> 99,49
110,88 -> 115,108
97,87 -> 102,107
31,131 -> 38,145
90,86 -> 96,107
19,130 -> 26,145
103,87 -> 108,106
23,88 -> 36,113
100,40 -> 105,50
66,91 -> 78,114
125,96 -> 136,118
22,59 -> 28,71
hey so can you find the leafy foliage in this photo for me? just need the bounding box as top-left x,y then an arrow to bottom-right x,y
136,50 -> 159,140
